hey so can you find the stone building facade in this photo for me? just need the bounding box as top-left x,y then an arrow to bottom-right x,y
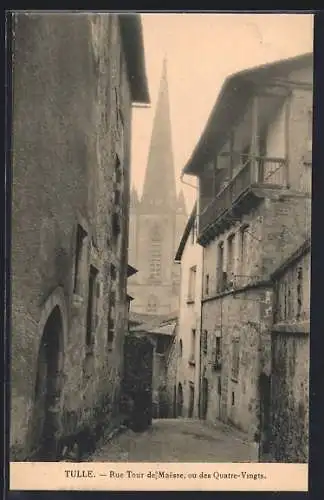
11,13 -> 149,460
174,204 -> 203,418
181,53 -> 312,448
128,59 -> 187,316
129,315 -> 177,418
268,238 -> 310,462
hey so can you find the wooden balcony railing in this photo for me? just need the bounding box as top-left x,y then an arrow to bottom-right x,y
199,156 -> 287,235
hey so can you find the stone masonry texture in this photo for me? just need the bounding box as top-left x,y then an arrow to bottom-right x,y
201,192 -> 310,442
269,249 -> 310,462
11,13 -> 135,460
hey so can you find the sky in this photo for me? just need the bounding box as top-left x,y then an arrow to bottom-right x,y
130,13 -> 314,213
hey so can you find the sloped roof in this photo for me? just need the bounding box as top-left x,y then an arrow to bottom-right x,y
129,311 -> 178,334
132,320 -> 177,336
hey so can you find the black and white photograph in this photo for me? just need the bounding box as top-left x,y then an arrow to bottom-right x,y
8,10 -> 313,491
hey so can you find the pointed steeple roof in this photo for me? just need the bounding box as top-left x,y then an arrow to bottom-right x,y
140,57 -> 177,212
130,186 -> 139,209
176,189 -> 187,215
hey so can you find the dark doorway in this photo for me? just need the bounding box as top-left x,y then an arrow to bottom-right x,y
188,383 -> 195,418
31,306 -> 63,460
122,335 -> 154,432
201,377 -> 208,420
177,383 -> 183,417
259,372 -> 271,457
173,385 -> 177,418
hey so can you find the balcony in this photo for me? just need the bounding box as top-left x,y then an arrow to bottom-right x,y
199,155 -> 287,242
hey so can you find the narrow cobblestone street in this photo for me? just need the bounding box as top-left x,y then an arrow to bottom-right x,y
88,418 -> 258,462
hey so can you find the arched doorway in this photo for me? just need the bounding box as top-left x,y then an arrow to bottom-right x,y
177,383 -> 183,417
31,306 -> 63,460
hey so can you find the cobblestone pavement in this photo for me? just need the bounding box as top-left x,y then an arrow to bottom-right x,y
89,418 -> 258,462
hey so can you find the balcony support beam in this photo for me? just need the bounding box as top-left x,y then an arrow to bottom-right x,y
251,96 -> 259,183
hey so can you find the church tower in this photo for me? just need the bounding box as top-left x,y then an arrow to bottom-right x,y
128,58 -> 187,316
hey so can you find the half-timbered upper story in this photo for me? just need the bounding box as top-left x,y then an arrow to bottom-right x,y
182,53 -> 313,246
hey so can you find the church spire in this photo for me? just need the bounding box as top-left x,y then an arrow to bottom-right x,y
140,57 -> 177,212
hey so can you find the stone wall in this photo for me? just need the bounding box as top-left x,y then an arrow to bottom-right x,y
11,13 -> 133,460
201,286 -> 272,439
200,192 -> 309,439
176,222 -> 203,418
269,248 -> 310,462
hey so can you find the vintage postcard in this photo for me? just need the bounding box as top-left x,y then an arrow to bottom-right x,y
8,11 -> 313,491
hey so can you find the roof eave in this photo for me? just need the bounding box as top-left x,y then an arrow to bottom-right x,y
119,14 -> 150,105
183,52 -> 313,176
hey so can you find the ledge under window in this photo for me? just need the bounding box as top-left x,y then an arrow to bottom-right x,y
272,321 -> 309,335
188,358 -> 196,367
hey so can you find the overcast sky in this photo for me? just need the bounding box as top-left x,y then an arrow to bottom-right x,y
130,13 -> 314,213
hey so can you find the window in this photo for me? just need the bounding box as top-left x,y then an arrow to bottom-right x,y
202,330 -> 208,354
213,336 -> 222,370
86,265 -> 99,349
107,317 -> 115,346
189,329 -> 196,365
156,336 -> 167,355
217,242 -> 224,292
110,263 -> 117,281
217,377 -> 221,396
179,339 -> 183,357
113,155 -> 122,240
149,225 -> 162,281
73,224 -> 88,294
231,338 -> 240,382
114,154 -> 122,185
227,234 -> 235,274
240,225 -> 249,278
188,266 -> 197,302
107,290 -> 116,349
147,295 -> 158,313
205,274 -> 210,296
